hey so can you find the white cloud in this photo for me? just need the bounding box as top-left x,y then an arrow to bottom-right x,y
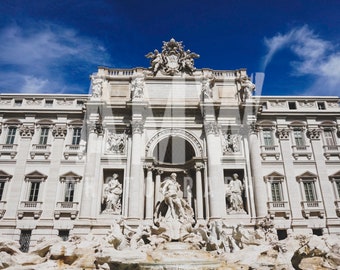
262,25 -> 340,96
0,22 -> 111,93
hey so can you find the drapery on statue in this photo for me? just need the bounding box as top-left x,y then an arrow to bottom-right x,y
154,173 -> 194,224
225,173 -> 245,213
236,75 -> 255,102
102,173 -> 123,214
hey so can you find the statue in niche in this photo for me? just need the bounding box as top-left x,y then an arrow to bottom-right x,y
91,77 -> 103,98
223,132 -> 241,154
153,173 -> 195,241
102,173 -> 123,214
236,75 -> 255,102
201,75 -> 215,100
225,173 -> 245,213
131,77 -> 144,99
106,131 -> 126,154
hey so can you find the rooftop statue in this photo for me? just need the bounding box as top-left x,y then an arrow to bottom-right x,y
146,38 -> 200,76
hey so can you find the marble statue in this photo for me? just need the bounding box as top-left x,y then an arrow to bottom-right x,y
226,173 -> 245,213
102,173 -> 123,214
236,75 -> 255,102
146,38 -> 199,76
201,75 -> 215,100
91,77 -> 103,98
153,173 -> 195,240
131,77 -> 145,99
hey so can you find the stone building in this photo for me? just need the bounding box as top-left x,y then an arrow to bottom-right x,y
0,39 -> 339,251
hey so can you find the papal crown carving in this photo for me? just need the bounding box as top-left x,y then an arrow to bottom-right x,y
146,38 -> 199,76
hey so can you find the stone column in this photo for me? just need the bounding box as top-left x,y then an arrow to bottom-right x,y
144,164 -> 154,220
277,127 -> 302,222
248,124 -> 268,218
128,120 -> 144,219
154,170 -> 163,206
308,126 -> 337,221
79,121 -> 103,218
195,163 -> 204,220
204,120 -> 226,218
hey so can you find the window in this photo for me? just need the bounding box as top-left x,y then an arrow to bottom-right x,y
271,182 -> 283,202
39,127 -> 49,145
58,230 -> 70,241
303,181 -> 317,201
263,129 -> 274,146
288,102 -> 296,109
293,129 -> 305,146
324,129 -> 336,146
6,127 -> 17,144
317,102 -> 326,110
64,181 -> 75,202
19,230 -> 32,252
14,100 -> 22,106
335,180 -> 340,198
0,181 -> 5,201
72,128 -> 82,145
45,100 -> 53,107
28,182 -> 40,202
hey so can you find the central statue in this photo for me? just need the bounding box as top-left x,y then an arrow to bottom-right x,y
153,173 -> 195,241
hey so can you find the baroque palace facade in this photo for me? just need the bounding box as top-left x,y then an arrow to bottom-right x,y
0,39 -> 340,251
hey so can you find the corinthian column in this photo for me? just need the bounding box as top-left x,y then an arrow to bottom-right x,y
195,163 -> 204,220
128,120 -> 144,219
144,164 -> 154,220
204,120 -> 226,218
248,123 -> 267,218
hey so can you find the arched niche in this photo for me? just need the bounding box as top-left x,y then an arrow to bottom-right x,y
145,129 -> 203,163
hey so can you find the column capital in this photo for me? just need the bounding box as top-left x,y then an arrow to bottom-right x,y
131,120 -> 144,134
144,163 -> 154,171
156,169 -> 164,175
194,163 -> 204,171
204,121 -> 219,135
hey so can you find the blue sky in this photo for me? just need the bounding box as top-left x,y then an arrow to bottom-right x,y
0,0 -> 339,96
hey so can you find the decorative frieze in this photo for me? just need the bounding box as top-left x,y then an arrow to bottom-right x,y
222,132 -> 241,154
276,128 -> 290,140
307,128 -> 321,140
105,130 -> 127,154
52,125 -> 67,138
19,125 -> 35,137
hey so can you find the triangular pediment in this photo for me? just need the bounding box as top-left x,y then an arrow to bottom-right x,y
25,170 -> 47,180
329,171 -> 340,179
266,171 -> 284,178
264,171 -> 284,182
297,171 -> 317,179
59,171 -> 82,181
0,170 -> 13,180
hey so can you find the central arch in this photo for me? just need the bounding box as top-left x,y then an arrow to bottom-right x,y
145,128 -> 203,161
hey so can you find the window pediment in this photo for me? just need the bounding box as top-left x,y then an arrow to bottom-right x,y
329,171 -> 340,181
59,171 -> 82,182
25,171 -> 47,181
0,170 -> 13,181
296,171 -> 317,182
264,171 -> 284,182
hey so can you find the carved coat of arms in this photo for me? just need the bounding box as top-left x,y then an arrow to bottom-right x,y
146,38 -> 199,76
